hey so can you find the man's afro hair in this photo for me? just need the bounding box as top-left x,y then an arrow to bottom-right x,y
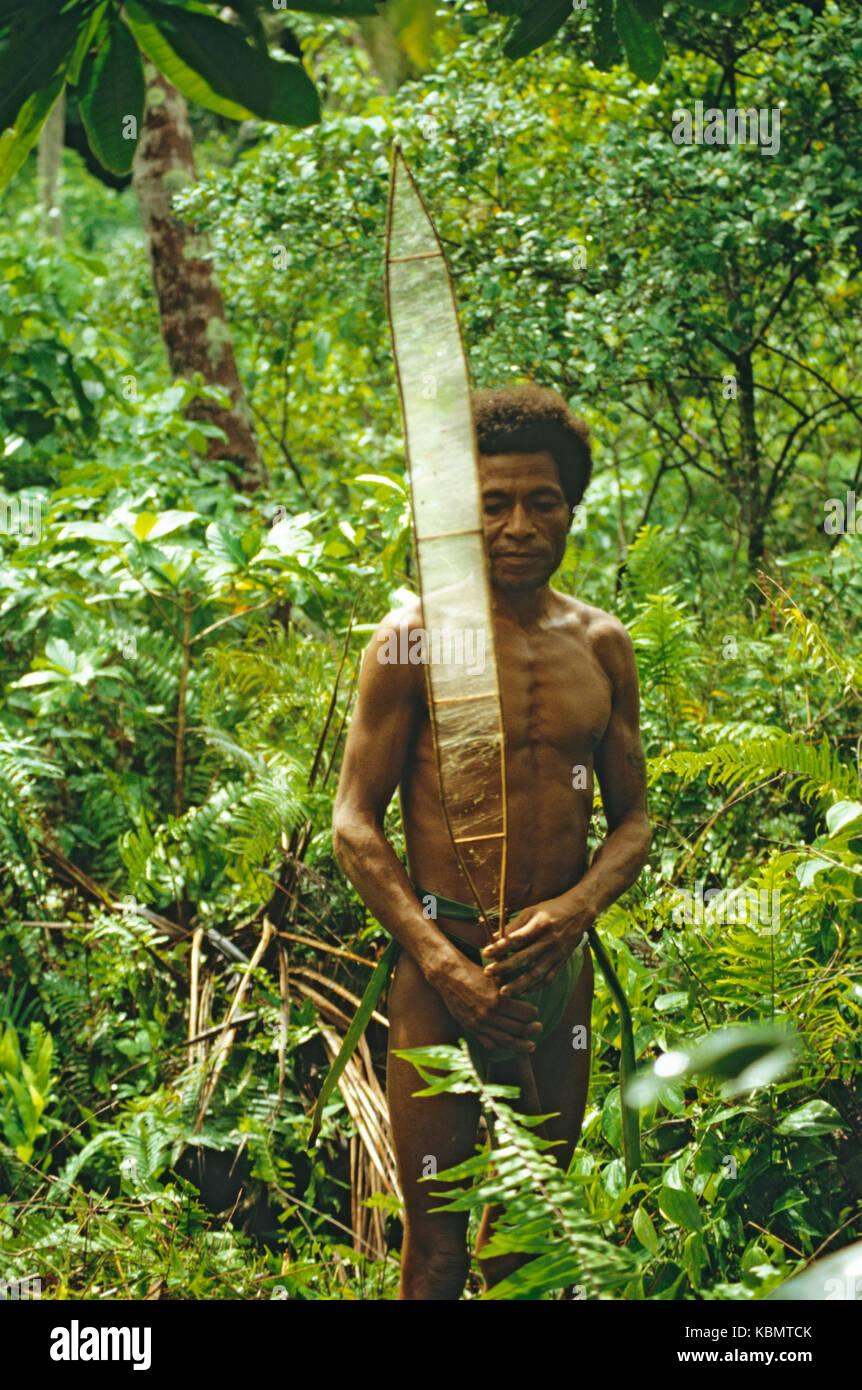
472,383 -> 592,508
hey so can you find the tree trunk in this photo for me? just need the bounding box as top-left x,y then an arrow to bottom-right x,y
132,69 -> 267,491
37,88 -> 65,240
736,347 -> 765,570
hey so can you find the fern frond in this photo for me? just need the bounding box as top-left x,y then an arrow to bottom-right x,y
400,1043 -> 639,1300
651,733 -> 859,804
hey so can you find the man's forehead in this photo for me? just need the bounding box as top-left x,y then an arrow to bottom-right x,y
477,450 -> 563,490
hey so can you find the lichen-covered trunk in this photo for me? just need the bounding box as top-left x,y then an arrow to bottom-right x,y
132,69 -> 267,491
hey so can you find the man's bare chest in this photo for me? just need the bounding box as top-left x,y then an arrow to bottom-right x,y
496,626 -> 612,760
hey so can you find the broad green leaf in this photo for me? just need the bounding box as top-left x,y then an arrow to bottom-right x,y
355,473 -> 408,495
615,0 -> 664,82
633,1203 -> 659,1254
57,521 -> 128,543
135,509 -> 200,541
0,72 -> 64,195
135,1 -> 320,127
502,0 -> 574,60
79,20 -> 145,176
629,1026 -> 800,1106
796,854 -> 831,888
124,0 -> 255,120
44,637 -> 77,671
10,670 -> 67,689
0,1 -> 80,132
591,0 -> 623,70
776,1100 -> 845,1137
658,1181 -> 702,1232
654,990 -> 688,1011
826,800 -> 862,836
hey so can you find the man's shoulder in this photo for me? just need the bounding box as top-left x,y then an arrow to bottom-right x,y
374,594 -> 424,637
362,596 -> 426,696
554,593 -> 633,646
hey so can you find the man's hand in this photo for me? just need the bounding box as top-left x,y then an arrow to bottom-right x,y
429,953 -> 543,1055
481,894 -> 596,996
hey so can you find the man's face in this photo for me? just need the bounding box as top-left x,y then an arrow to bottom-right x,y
479,450 -> 573,592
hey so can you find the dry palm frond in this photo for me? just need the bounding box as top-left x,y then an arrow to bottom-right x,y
194,919 -> 274,1131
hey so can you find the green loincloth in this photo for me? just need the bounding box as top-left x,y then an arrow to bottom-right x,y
308,884 -> 587,1143
413,885 -> 587,1062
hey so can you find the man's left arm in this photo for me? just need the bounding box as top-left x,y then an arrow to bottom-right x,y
484,619 -> 651,995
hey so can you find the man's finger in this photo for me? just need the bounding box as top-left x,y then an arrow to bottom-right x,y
484,1010 -> 542,1037
483,921 -> 548,957
496,997 -> 540,1022
502,962 -> 559,996
485,938 -> 549,978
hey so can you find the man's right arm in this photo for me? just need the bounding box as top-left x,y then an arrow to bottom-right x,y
331,610 -> 541,1055
331,610 -> 460,984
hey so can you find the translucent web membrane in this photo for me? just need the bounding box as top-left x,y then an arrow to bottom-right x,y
384,145 -> 506,934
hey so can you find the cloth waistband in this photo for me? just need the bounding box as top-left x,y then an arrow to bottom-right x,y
411,882 -> 520,926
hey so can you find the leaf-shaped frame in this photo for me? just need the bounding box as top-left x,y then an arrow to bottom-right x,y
384,143 -> 507,936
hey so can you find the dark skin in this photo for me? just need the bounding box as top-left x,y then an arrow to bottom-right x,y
332,449 -> 651,1300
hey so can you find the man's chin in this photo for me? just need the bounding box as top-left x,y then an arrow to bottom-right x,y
491,569 -> 552,593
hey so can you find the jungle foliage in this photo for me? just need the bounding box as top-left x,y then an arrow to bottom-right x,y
0,1 -> 860,1299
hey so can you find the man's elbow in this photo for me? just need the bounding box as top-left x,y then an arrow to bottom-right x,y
331,808 -> 375,873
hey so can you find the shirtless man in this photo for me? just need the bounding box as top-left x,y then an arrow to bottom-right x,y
332,384 -> 651,1301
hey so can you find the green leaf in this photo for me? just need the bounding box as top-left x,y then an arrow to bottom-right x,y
79,20 -> 145,176
134,509 -> 200,541
654,990 -> 688,1011
629,1026 -> 800,1106
633,0 -> 662,18
776,1100 -> 845,1137
0,72 -> 64,195
310,940 -> 401,1145
633,1203 -> 659,1254
124,0 -> 255,120
614,0 -> 664,82
591,0 -> 623,70
57,521 -> 129,544
826,800 -> 862,836
135,1 -> 320,127
0,1 -> 80,132
688,0 -> 749,14
658,1181 -> 702,1232
501,0 -> 574,60
602,1083 -> 622,1149
67,3 -> 109,85
11,670 -> 67,689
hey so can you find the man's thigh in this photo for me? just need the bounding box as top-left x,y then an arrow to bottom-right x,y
490,943 -> 595,1169
386,948 -> 480,1240
531,943 -> 594,1168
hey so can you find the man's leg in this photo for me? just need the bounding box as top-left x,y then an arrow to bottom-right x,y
387,948 -> 481,1300
475,945 -> 594,1288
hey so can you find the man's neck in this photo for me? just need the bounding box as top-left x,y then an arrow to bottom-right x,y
491,582 -> 554,627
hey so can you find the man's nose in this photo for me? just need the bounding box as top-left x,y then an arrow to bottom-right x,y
503,503 -> 536,537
